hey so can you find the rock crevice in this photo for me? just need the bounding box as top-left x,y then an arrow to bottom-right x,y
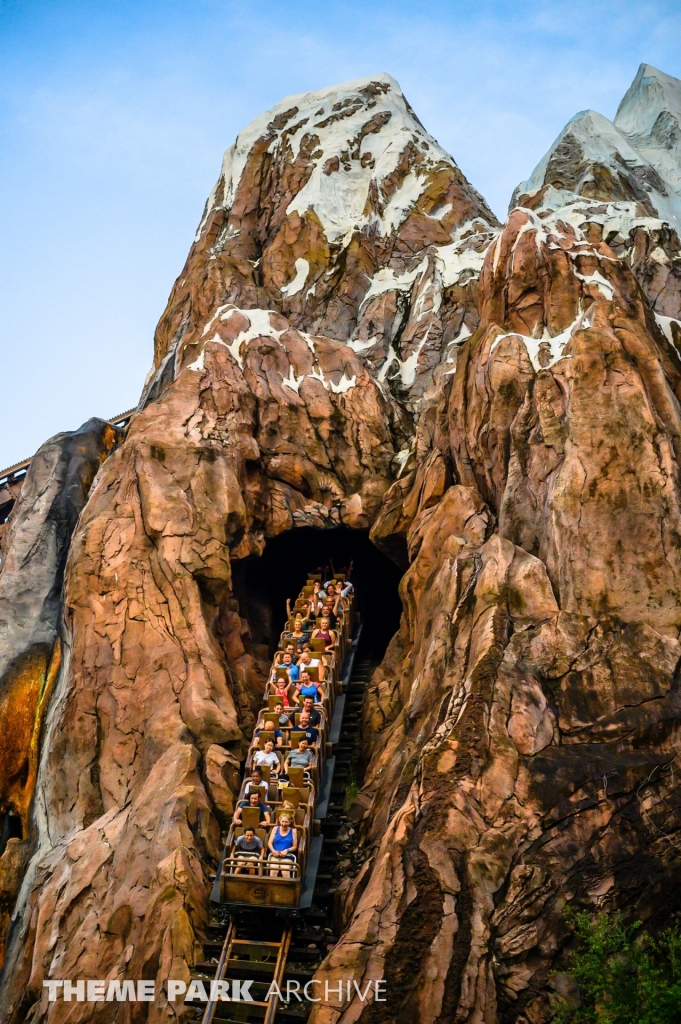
2,64 -> 681,1024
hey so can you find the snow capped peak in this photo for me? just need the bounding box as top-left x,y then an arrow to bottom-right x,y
614,63 -> 681,194
200,73 -> 488,246
512,64 -> 681,227
225,73 -> 409,207
168,73 -> 498,408
522,108 -> 648,194
615,64 -> 681,138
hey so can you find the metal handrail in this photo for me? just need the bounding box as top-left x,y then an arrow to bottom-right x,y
221,855 -> 301,879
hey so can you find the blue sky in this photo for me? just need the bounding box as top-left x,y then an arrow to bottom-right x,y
1,0 -> 680,468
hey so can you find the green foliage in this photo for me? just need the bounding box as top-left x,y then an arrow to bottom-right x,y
556,910 -> 681,1024
343,771 -> 359,815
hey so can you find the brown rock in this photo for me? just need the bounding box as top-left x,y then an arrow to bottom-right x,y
309,69 -> 681,1024
5,65 -> 681,1024
149,74 -> 498,408
0,305 -> 406,1020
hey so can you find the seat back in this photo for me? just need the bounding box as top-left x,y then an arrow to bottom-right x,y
275,667 -> 289,680
279,787 -> 300,807
244,778 -> 268,798
283,785 -> 310,805
310,638 -> 326,653
287,766 -> 305,789
262,712 -> 279,727
290,731 -> 306,748
241,806 -> 262,830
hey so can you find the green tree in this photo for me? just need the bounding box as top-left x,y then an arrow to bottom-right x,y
557,911 -> 681,1024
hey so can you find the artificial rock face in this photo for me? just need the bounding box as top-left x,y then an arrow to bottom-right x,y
0,313 -> 407,1022
318,203 -> 681,1024
0,418 -> 121,970
2,65 -> 681,1024
151,73 -> 499,408
511,63 -> 681,332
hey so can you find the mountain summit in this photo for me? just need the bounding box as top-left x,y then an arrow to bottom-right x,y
152,73 -> 499,404
514,64 -> 681,226
198,72 -> 491,246
512,63 -> 681,324
615,63 -> 681,195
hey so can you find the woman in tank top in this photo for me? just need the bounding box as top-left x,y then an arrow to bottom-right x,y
268,814 -> 298,877
271,679 -> 292,707
293,671 -> 324,705
311,616 -> 337,652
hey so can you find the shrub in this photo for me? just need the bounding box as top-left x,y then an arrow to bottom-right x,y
556,911 -> 681,1024
343,771 -> 359,815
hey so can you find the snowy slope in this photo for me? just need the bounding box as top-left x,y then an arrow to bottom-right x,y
198,73 -> 492,245
160,73 -> 499,407
514,64 -> 681,229
615,64 -> 681,194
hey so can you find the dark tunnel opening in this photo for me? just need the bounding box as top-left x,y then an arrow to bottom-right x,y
0,811 -> 23,859
232,527 -> 404,660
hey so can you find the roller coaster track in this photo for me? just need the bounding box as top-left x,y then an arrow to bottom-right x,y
198,918 -> 293,1024
185,603 -> 372,1023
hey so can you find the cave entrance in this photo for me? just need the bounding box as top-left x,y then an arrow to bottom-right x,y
232,527 -> 404,660
0,811 -> 22,858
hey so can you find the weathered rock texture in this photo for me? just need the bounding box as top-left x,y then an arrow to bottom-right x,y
311,68 -> 681,1024
3,64 -> 681,1024
0,311 -> 407,1022
0,463 -> 30,562
512,64 -> 681,330
150,73 -> 499,408
0,419 -> 121,969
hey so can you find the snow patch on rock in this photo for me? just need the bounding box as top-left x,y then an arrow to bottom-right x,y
346,336 -> 378,354
435,238 -> 488,287
360,260 -> 428,311
573,269 -> 615,300
189,306 -> 359,394
205,73 -> 469,245
514,64 -> 681,229
615,64 -> 681,194
656,313 -> 681,343
280,258 -> 310,297
489,311 -> 588,371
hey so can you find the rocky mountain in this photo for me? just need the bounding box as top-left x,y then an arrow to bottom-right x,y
513,63 -> 681,336
0,419 -> 121,968
150,73 -> 499,408
1,64 -> 681,1023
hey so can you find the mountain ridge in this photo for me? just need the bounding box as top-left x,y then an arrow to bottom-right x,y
2,60 -> 681,1024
